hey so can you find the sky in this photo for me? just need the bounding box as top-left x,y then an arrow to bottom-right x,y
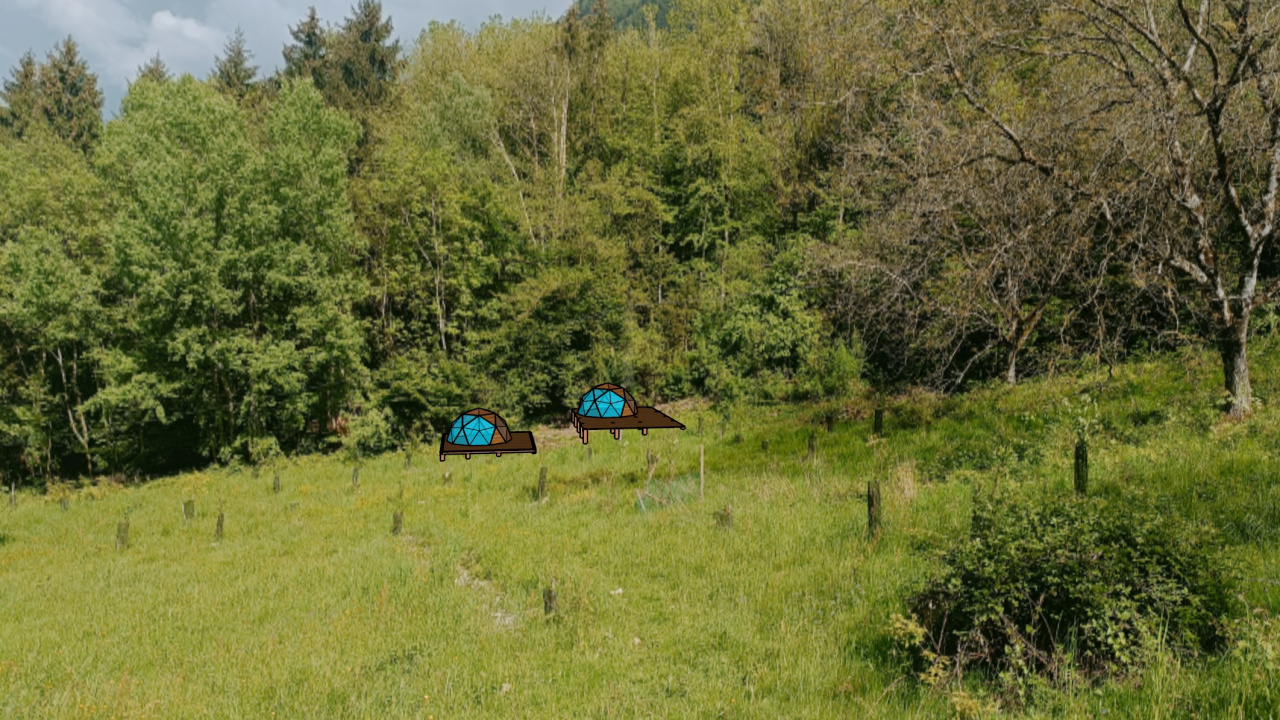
0,0 -> 569,115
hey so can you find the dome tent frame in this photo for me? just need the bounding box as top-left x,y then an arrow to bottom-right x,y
570,383 -> 685,444
440,408 -> 537,462
447,409 -> 511,446
577,383 -> 638,418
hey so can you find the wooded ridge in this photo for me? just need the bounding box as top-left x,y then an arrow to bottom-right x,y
2,0 -> 1276,481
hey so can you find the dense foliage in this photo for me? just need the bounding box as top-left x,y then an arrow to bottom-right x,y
895,491 -> 1240,703
1,0 -> 1278,480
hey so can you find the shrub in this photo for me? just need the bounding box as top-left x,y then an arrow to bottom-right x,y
894,491 -> 1242,702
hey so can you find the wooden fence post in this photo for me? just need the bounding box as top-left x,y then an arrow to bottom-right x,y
1074,437 -> 1089,496
537,467 -> 548,501
392,511 -> 403,536
873,408 -> 884,436
273,472 -> 281,494
867,480 -> 882,540
215,509 -> 224,543
60,497 -> 68,511
543,586 -> 557,615
116,517 -> 129,550
808,431 -> 818,461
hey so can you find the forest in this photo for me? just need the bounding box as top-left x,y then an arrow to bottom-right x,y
2,0 -> 1279,482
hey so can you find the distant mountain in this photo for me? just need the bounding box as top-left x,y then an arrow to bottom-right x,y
575,0 -> 673,30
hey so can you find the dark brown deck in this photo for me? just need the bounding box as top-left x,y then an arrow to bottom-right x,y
572,407 -> 685,443
440,431 -> 537,461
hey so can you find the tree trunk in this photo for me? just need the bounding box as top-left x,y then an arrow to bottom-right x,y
1005,347 -> 1018,386
1220,316 -> 1252,419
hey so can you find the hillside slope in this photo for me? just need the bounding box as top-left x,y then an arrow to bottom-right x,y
2,344 -> 1278,717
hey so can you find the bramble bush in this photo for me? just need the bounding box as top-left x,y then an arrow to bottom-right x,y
892,490 -> 1242,705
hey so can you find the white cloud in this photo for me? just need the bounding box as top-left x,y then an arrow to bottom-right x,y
135,10 -> 225,77
0,0 -> 571,114
8,0 -> 223,88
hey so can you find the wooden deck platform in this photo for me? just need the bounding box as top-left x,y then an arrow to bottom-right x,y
572,407 -> 685,443
440,430 -> 538,461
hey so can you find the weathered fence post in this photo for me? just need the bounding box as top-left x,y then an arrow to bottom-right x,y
537,467 -> 548,501
215,508 -> 224,543
867,480 -> 882,540
392,510 -> 403,536
1074,437 -> 1089,496
273,472 -> 281,494
807,431 -> 818,461
873,408 -> 884,436
182,499 -> 195,521
543,586 -> 557,615
116,516 -> 129,550
60,497 -> 68,511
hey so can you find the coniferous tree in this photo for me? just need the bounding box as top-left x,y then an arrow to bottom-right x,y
212,28 -> 258,102
579,0 -> 613,149
135,53 -> 171,84
330,0 -> 400,172
332,0 -> 400,112
283,7 -> 329,92
38,37 -> 103,153
0,52 -> 41,139
587,0 -> 613,54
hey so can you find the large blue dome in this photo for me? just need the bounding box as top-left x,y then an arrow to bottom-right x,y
447,409 -> 511,446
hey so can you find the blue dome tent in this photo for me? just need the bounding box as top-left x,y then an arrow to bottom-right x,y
577,383 -> 638,418
447,409 -> 511,446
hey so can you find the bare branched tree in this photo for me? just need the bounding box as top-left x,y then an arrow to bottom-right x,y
818,1 -> 1126,389
907,0 -> 1280,415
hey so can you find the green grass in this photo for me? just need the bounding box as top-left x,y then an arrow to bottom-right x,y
2,343 -> 1279,718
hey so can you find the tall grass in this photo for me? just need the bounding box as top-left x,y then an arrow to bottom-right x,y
2,342 -> 1279,718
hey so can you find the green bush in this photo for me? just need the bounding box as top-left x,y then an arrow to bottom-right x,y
895,491 -> 1242,698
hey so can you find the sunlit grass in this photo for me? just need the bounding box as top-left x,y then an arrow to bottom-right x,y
2,342 -> 1280,717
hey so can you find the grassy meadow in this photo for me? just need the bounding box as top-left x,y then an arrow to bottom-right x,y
3,344 -> 1280,718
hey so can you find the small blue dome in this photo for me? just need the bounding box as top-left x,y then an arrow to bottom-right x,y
577,384 -> 637,418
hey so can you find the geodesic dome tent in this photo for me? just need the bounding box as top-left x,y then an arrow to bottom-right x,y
447,409 -> 512,446
577,383 -> 638,418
